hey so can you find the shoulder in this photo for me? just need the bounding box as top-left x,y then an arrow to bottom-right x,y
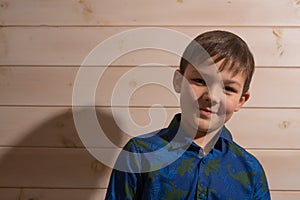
124,113 -> 182,153
227,139 -> 264,170
221,127 -> 264,171
228,141 -> 270,199
226,139 -> 269,189
224,140 -> 270,196
123,127 -> 174,153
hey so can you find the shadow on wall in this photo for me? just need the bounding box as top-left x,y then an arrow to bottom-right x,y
0,107 -> 130,200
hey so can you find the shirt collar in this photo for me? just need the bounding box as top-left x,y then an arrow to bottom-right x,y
165,113 -> 234,154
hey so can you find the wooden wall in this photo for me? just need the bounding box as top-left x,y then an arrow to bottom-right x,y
1,0 -> 300,199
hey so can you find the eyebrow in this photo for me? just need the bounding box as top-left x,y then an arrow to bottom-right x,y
190,68 -> 216,77
190,68 -> 242,87
223,79 -> 242,87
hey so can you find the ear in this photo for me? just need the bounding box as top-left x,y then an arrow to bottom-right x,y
173,70 -> 183,93
234,91 -> 250,112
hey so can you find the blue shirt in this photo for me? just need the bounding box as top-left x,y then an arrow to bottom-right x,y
105,114 -> 270,200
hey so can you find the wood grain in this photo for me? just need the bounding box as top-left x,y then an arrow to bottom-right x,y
0,66 -> 299,107
0,106 -> 178,148
0,147 -> 112,188
1,107 -> 300,149
0,188 -> 106,200
1,0 -> 300,26
1,27 -> 300,66
271,191 -> 300,200
251,150 -> 300,191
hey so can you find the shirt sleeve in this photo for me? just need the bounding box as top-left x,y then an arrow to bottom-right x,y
252,163 -> 271,200
105,140 -> 143,200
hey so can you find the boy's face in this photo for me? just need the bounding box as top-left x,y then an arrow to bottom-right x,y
173,61 -> 250,136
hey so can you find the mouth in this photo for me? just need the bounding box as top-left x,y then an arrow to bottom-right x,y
199,108 -> 217,117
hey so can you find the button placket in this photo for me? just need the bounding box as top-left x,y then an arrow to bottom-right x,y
197,159 -> 207,200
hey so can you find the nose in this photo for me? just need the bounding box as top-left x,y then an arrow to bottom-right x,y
202,86 -> 222,106
203,92 -> 217,106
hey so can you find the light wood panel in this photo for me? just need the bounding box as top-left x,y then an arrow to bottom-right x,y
0,147 -> 298,190
0,147 -> 112,188
1,107 -> 300,149
1,66 -> 299,107
1,0 -> 300,26
1,27 -> 300,66
0,188 -> 19,200
251,150 -> 300,191
271,191 -> 300,200
0,106 -> 179,148
0,188 -> 106,200
227,108 -> 300,149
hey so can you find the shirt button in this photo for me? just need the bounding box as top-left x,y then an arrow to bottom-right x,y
200,193 -> 206,199
202,158 -> 206,164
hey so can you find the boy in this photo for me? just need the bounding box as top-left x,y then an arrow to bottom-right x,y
105,30 -> 270,199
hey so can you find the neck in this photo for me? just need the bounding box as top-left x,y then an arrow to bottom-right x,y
193,128 -> 221,154
180,118 -> 222,154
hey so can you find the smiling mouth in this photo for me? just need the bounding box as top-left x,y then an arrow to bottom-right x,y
199,108 -> 217,116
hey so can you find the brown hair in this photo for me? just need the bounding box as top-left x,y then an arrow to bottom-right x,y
180,30 -> 255,94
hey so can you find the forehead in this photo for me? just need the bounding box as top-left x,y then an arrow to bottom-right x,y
184,63 -> 247,84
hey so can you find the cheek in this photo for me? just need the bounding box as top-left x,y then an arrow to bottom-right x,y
181,82 -> 198,102
180,83 -> 199,114
224,99 -> 239,114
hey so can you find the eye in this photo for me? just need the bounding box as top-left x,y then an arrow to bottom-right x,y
191,78 -> 206,86
224,86 -> 237,93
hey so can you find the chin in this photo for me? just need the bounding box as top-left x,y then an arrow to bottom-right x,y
197,119 -> 223,134
195,120 -> 210,134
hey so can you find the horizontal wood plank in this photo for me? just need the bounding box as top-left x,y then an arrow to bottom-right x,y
250,150 -> 300,191
227,108 -> 300,149
1,27 -> 300,66
0,188 -> 106,200
1,0 -> 300,26
271,191 -> 300,200
0,67 -> 300,107
0,188 -> 19,200
0,147 -> 112,188
1,107 -> 300,149
0,147 -> 298,190
0,106 -> 179,148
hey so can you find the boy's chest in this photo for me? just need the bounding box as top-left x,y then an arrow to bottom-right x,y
141,156 -> 254,200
